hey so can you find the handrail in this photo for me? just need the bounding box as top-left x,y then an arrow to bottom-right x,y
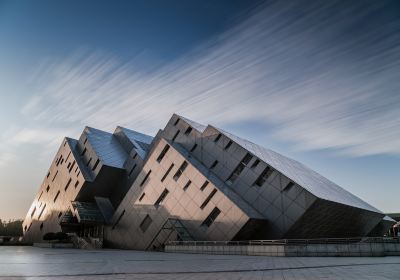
166,237 -> 400,246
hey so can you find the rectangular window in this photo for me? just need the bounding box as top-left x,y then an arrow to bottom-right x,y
173,161 -> 188,181
161,164 -> 174,182
139,193 -> 145,202
226,153 -> 252,185
200,189 -> 217,209
157,144 -> 170,163
140,170 -> 152,186
172,130 -> 180,142
253,166 -> 273,187
251,159 -> 260,169
64,178 -> 72,191
92,159 -> 100,171
183,180 -> 191,191
190,143 -> 197,152
201,207 -> 221,228
283,181 -> 295,191
174,118 -> 180,126
128,164 -> 137,177
200,180 -> 209,191
184,126 -> 192,135
210,160 -> 218,169
154,188 -> 169,208
139,214 -> 152,232
54,191 -> 60,202
38,204 -> 46,219
69,160 -> 76,173
112,210 -> 125,230
224,140 -> 233,150
30,207 -> 36,218
214,134 -> 221,143
52,170 -> 58,182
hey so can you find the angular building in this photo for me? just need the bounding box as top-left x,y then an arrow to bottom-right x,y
22,114 -> 393,249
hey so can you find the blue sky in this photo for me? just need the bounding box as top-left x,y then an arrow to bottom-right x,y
0,0 -> 399,219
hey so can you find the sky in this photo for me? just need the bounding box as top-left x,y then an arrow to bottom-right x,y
0,0 -> 399,220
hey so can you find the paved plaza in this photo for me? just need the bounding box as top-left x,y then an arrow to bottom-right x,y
0,246 -> 399,279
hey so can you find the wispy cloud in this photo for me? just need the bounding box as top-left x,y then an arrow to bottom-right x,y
20,1 -> 400,157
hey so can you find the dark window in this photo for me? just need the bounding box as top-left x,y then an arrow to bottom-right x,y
52,170 -> 58,182
201,207 -> 221,227
139,214 -> 152,232
74,180 -> 79,188
172,130 -> 180,142
46,185 -> 50,192
140,170 -> 152,186
253,166 -> 273,187
210,160 -> 218,169
214,134 -> 222,143
157,144 -> 170,163
69,160 -> 76,173
284,181 -> 295,191
92,159 -> 100,171
161,164 -> 174,182
226,153 -> 252,185
38,204 -> 46,219
80,147 -> 87,156
183,180 -> 191,191
190,143 -> 198,152
54,191 -> 60,202
64,178 -> 72,191
38,191 -> 43,201
40,223 -> 44,231
200,180 -> 209,191
139,193 -> 145,202
200,189 -> 217,209
224,140 -> 233,150
112,210 -> 125,230
174,118 -> 180,126
128,164 -> 137,177
31,207 -> 36,218
154,188 -> 169,208
184,126 -> 192,135
251,159 -> 260,169
173,161 -> 188,181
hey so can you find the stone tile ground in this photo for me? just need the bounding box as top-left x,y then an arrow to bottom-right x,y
0,246 -> 399,279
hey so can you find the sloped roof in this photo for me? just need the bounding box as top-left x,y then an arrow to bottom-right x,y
117,126 -> 153,158
214,127 -> 381,214
178,115 -> 207,133
84,127 -> 128,168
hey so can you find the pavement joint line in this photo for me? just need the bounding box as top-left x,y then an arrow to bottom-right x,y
1,261 -> 399,278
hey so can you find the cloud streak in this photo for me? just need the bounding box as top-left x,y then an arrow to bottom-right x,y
20,1 -> 400,157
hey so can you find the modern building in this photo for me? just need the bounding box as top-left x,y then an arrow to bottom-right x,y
22,114 -> 394,249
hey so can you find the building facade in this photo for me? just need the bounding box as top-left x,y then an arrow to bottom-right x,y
22,114 -> 394,248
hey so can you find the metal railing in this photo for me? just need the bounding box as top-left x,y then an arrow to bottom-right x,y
167,237 -> 400,246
